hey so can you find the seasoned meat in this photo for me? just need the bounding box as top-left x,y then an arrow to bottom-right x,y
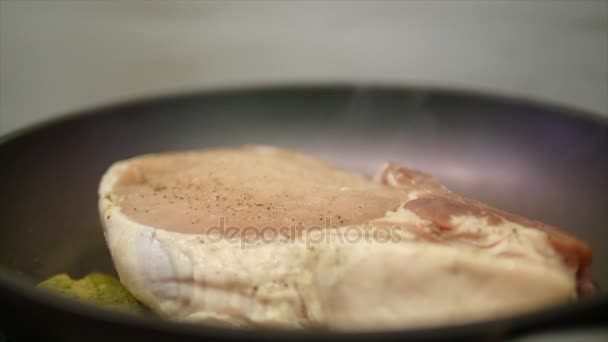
99,146 -> 591,330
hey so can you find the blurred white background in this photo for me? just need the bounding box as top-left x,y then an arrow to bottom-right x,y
0,0 -> 606,134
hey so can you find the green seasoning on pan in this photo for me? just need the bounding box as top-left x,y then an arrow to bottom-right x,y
37,272 -> 143,313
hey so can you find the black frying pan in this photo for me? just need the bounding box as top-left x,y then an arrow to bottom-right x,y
0,85 -> 606,341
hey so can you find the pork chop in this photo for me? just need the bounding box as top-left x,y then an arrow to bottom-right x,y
98,145 -> 592,330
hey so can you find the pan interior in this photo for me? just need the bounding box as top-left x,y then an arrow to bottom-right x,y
0,86 -> 606,291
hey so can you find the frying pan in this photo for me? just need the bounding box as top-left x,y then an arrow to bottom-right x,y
0,85 -> 606,341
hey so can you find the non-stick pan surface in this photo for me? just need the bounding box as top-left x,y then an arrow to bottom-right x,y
0,85 -> 606,341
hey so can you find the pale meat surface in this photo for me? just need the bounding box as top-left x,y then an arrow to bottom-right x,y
111,146 -> 407,233
99,146 -> 592,330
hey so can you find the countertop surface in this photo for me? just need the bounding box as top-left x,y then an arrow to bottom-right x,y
1,0 -> 607,134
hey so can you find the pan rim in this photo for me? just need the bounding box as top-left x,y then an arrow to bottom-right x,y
1,81 -> 606,146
